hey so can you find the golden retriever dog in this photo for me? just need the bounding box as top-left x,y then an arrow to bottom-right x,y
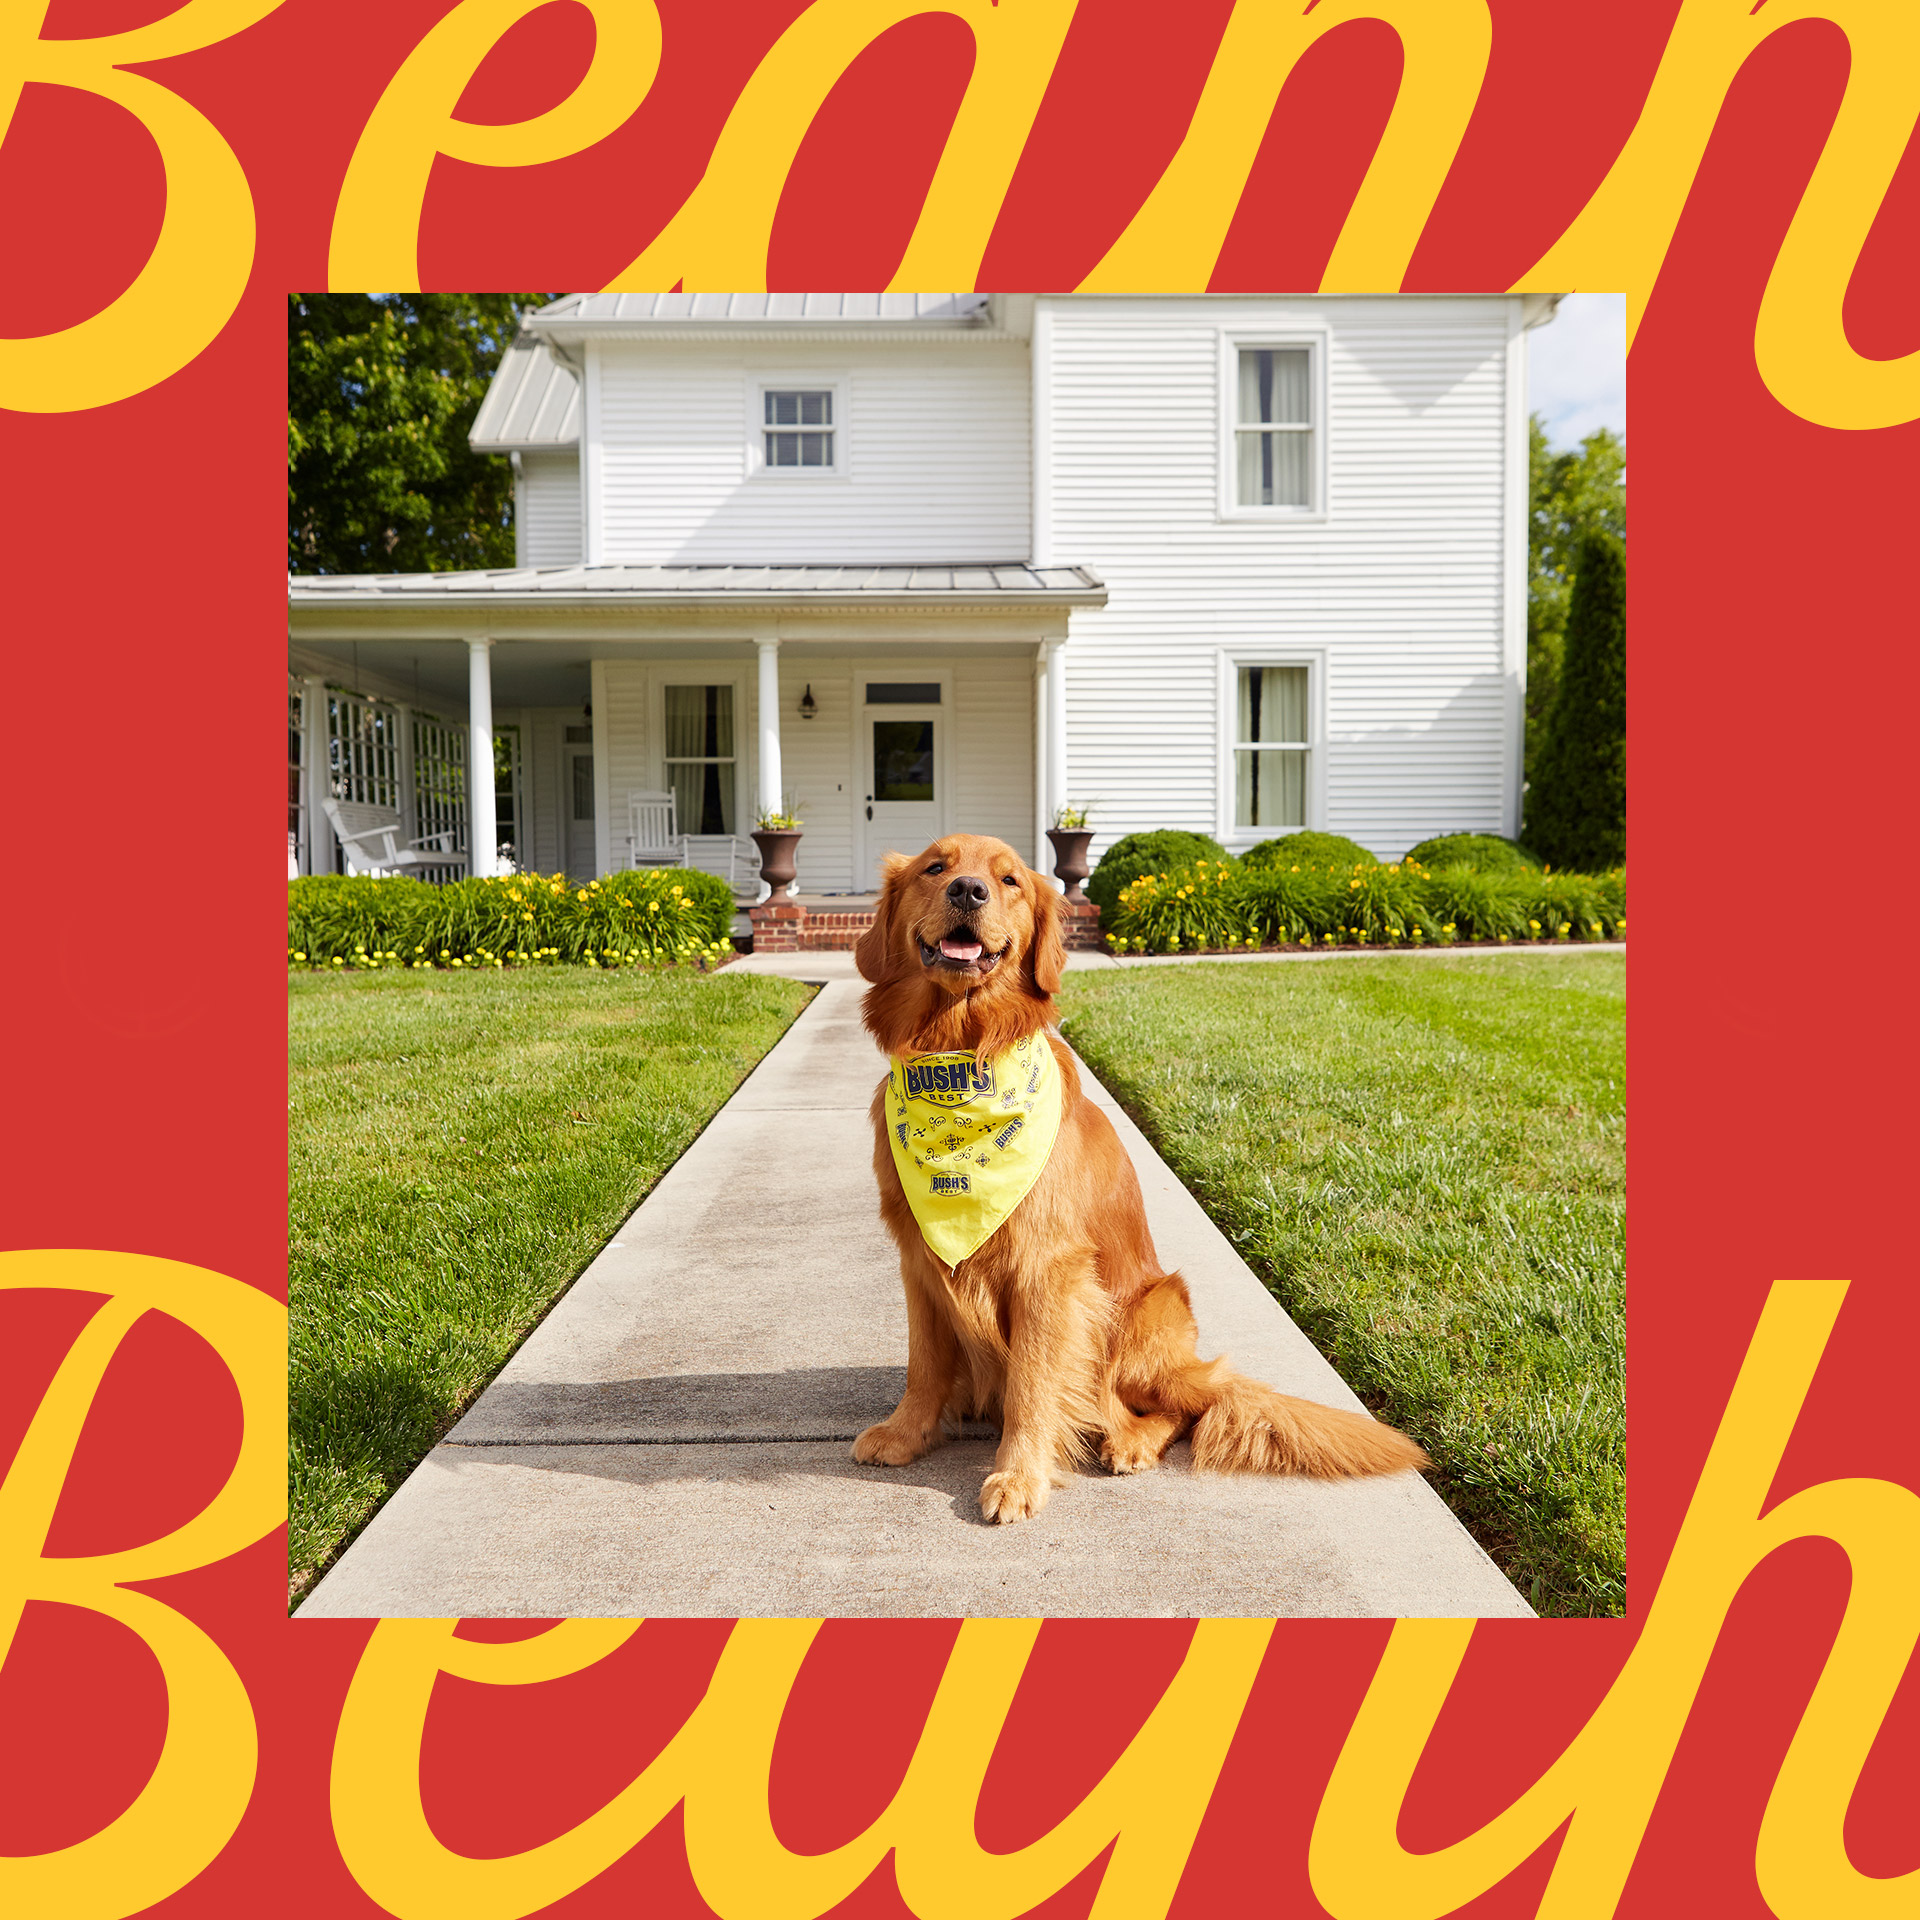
852,832 -> 1428,1524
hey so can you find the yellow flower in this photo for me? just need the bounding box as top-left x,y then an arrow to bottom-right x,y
1349,879 -> 1360,890
648,901 -> 660,913
576,889 -> 588,902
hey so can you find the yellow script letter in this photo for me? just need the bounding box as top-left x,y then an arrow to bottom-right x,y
333,1615 -> 1273,1919
0,0 -> 276,413
1518,0 -> 1920,430
0,1251 -> 285,1920
328,0 -> 663,291
606,0 -> 1078,293
1310,1280 -> 1920,1920
1080,0 -> 1493,293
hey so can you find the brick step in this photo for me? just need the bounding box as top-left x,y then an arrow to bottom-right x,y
748,896 -> 1103,954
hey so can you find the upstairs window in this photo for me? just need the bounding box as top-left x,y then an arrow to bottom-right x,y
764,389 -> 834,469
1234,347 -> 1313,509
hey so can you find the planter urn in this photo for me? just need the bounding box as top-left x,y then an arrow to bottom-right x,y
750,828 -> 803,897
1045,828 -> 1094,904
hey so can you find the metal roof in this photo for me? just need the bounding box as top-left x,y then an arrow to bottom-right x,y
289,561 -> 1105,606
469,330 -> 580,450
534,292 -> 993,325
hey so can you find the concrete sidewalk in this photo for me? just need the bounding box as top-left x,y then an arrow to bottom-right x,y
298,953 -> 1531,1619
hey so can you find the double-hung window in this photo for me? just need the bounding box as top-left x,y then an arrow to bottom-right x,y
763,389 -> 834,469
1233,664 -> 1310,830
663,684 -> 738,834
1234,347 -> 1313,508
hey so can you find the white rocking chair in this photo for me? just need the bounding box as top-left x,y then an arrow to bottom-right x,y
626,790 -> 685,869
323,798 -> 467,877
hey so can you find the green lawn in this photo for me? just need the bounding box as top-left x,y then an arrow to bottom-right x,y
287,966 -> 814,1604
1056,953 -> 1624,1617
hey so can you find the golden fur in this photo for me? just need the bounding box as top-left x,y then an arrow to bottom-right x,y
851,832 -> 1428,1524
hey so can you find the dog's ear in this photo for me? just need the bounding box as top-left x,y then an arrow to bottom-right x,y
855,852 -> 913,983
1025,869 -> 1066,998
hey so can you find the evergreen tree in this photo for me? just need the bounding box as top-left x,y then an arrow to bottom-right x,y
1524,529 -> 1626,870
1527,419 -> 1625,784
288,293 -> 556,574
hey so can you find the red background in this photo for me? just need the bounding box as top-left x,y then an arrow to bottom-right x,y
2,0 -> 1917,1911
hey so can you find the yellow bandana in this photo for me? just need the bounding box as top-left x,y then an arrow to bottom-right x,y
886,1032 -> 1063,1268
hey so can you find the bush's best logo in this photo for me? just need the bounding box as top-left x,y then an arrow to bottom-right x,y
931,1173 -> 971,1195
904,1056 -> 995,1107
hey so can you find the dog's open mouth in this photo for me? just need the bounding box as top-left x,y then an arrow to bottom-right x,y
919,928 -> 1006,975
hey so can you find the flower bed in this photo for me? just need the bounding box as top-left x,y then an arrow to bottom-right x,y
288,870 -> 738,971
1102,856 -> 1624,955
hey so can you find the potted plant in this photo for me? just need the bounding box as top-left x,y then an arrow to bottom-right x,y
1045,802 -> 1095,903
750,796 -> 804,898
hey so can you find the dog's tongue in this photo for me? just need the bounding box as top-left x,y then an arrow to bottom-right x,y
940,935 -> 984,963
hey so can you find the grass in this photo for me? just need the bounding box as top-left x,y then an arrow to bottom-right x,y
287,965 -> 814,1604
1055,953 -> 1624,1617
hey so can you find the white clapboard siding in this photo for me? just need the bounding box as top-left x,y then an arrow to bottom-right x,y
777,661 -> 856,891
523,708 -> 566,875
594,343 -> 1030,564
599,664 -> 652,863
1045,297 -> 1519,863
516,451 -> 582,566
949,653 -> 1036,859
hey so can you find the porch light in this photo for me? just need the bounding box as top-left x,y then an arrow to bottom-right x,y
799,684 -> 817,720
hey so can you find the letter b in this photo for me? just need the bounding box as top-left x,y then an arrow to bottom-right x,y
0,1251 -> 284,1919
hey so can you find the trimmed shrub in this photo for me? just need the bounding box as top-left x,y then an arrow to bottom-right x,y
1103,857 -> 1622,955
1404,832 -> 1542,873
1525,528 -> 1626,870
1086,830 -> 1231,916
1241,830 -> 1376,871
288,868 -> 737,970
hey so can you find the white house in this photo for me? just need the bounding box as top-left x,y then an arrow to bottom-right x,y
288,291 -> 1561,893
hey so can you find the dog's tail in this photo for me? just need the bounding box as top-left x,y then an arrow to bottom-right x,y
1116,1272 -> 1427,1479
1188,1368 -> 1428,1478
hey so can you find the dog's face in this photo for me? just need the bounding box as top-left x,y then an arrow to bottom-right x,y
856,834 -> 1064,1002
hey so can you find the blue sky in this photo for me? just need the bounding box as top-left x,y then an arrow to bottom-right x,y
1527,292 -> 1626,451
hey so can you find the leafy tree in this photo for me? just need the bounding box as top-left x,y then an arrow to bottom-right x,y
1528,418 -> 1625,784
1523,529 -> 1626,871
288,294 -> 557,574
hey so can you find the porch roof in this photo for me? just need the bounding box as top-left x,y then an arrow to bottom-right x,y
289,562 -> 1107,610
536,291 -> 993,325
469,331 -> 580,450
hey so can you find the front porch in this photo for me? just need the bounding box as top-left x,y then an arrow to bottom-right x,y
288,562 -> 1108,900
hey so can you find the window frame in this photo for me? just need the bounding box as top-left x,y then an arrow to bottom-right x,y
1217,331 -> 1328,523
747,374 -> 849,481
1216,648 -> 1326,846
650,666 -> 751,840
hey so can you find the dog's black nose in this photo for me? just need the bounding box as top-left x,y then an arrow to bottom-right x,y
946,875 -> 990,909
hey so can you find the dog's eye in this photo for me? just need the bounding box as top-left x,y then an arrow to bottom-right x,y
1000,873 -> 1018,885
925,861 -> 944,876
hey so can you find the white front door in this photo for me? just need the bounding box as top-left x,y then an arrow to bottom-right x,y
563,745 -> 596,881
862,702 -> 943,876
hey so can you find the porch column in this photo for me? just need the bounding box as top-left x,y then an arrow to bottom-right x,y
756,637 -> 782,825
1032,646 -> 1050,871
1044,637 -> 1069,865
302,674 -> 329,875
467,639 -> 496,879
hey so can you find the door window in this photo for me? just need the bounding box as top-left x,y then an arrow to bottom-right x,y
873,720 -> 935,802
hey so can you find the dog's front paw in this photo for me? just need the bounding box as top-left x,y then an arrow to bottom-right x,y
979,1467 -> 1049,1524
852,1422 -> 929,1467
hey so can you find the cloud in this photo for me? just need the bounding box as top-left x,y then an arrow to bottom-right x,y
1528,293 -> 1626,452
